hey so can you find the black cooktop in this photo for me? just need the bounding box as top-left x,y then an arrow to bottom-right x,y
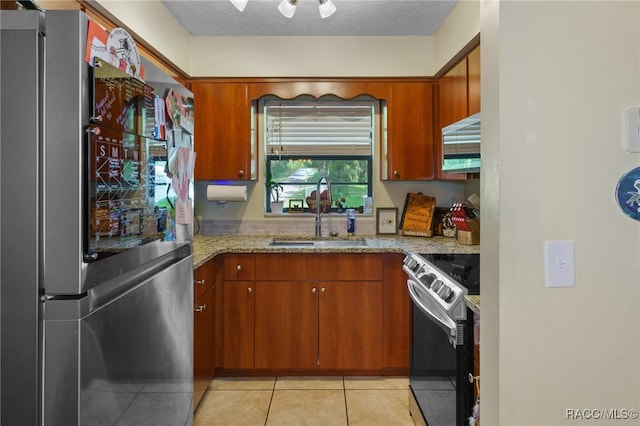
420,253 -> 480,295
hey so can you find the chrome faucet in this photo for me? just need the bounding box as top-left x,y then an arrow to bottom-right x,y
315,175 -> 332,237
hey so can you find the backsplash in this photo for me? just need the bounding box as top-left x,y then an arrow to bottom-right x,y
198,216 -> 377,236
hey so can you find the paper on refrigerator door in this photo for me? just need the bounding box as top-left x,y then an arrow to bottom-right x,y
170,147 -> 196,224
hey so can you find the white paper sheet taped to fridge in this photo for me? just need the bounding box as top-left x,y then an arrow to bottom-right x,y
206,184 -> 248,202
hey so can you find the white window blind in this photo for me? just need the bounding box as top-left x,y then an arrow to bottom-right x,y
264,99 -> 374,156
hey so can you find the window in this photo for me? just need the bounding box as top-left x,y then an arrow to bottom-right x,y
263,97 -> 375,213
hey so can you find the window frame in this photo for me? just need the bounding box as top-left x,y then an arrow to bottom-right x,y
262,95 -> 377,214
265,154 -> 373,213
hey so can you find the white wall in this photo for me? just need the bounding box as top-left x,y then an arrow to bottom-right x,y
190,35 -> 434,77
433,0 -> 481,71
92,0 -> 479,77
481,1 -> 640,424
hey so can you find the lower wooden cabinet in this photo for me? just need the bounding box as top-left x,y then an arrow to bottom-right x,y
193,259 -> 218,408
193,284 -> 215,406
254,280 -> 382,370
254,281 -> 318,369
220,253 -> 409,374
318,281 -> 382,369
222,280 -> 255,369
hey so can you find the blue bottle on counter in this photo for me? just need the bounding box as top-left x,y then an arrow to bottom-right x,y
346,208 -> 355,235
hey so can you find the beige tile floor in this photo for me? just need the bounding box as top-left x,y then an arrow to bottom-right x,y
194,376 -> 415,426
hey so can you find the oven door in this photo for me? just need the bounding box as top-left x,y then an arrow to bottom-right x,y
406,278 -> 461,346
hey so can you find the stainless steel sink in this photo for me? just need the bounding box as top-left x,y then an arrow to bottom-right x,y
268,238 -> 367,247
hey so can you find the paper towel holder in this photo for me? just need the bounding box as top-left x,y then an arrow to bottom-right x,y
206,184 -> 248,204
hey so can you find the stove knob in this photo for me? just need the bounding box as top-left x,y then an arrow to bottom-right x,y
431,279 -> 443,292
404,257 -> 418,270
443,288 -> 455,302
438,285 -> 452,300
420,273 -> 437,287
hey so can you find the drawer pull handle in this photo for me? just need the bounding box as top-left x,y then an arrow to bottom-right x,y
195,279 -> 206,285
237,264 -> 242,271
195,304 -> 207,313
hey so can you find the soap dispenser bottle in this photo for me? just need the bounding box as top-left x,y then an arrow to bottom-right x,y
346,208 -> 355,235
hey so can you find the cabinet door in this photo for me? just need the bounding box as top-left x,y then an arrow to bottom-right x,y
223,281 -> 254,369
439,59 -> 468,129
381,253 -> 410,370
385,82 -> 435,180
194,260 -> 215,301
194,284 -> 216,408
224,253 -> 255,281
467,45 -> 481,116
192,82 -> 253,180
437,58 -> 470,181
254,281 -> 318,369
319,281 -> 382,369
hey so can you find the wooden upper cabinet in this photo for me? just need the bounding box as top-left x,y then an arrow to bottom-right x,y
439,58 -> 468,129
192,82 -> 254,181
436,44 -> 481,180
467,45 -> 481,116
384,82 -> 435,180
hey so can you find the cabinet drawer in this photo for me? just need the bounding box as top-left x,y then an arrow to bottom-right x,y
194,259 -> 215,300
224,254 -> 255,280
254,253 -> 383,281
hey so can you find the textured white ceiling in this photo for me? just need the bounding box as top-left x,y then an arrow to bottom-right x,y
161,0 -> 458,36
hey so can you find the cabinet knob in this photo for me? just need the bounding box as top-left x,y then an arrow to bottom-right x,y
238,170 -> 244,177
195,279 -> 206,286
393,170 -> 400,178
312,287 -> 317,294
237,264 -> 242,271
195,304 -> 207,313
321,287 -> 326,293
247,287 -> 253,293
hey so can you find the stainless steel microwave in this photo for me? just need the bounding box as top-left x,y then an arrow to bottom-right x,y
442,112 -> 481,174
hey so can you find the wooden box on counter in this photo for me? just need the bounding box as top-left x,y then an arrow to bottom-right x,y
399,193 -> 436,237
456,219 -> 480,245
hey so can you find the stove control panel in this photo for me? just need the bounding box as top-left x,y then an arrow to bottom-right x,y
403,253 -> 468,320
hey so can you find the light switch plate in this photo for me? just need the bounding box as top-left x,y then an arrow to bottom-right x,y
625,107 -> 640,152
544,240 -> 575,287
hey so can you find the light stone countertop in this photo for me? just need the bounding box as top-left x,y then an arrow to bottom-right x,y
192,234 -> 480,269
465,295 -> 480,315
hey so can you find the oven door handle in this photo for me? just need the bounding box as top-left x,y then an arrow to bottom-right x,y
406,279 -> 458,346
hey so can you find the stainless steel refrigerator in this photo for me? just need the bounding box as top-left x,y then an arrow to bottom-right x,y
1,10 -> 194,426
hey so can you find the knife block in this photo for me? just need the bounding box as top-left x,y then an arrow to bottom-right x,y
456,219 -> 480,245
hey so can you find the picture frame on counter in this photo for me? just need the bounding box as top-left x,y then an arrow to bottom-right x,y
288,199 -> 304,213
376,207 -> 398,235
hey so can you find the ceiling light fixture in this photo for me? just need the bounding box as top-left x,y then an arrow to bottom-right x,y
317,0 -> 336,18
278,0 -> 297,18
230,0 -> 248,12
232,0 -> 336,19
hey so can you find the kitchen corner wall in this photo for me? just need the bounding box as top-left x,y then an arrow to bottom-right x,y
481,1 -> 640,424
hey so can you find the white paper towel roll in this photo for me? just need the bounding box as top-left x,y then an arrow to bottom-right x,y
206,184 -> 248,202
